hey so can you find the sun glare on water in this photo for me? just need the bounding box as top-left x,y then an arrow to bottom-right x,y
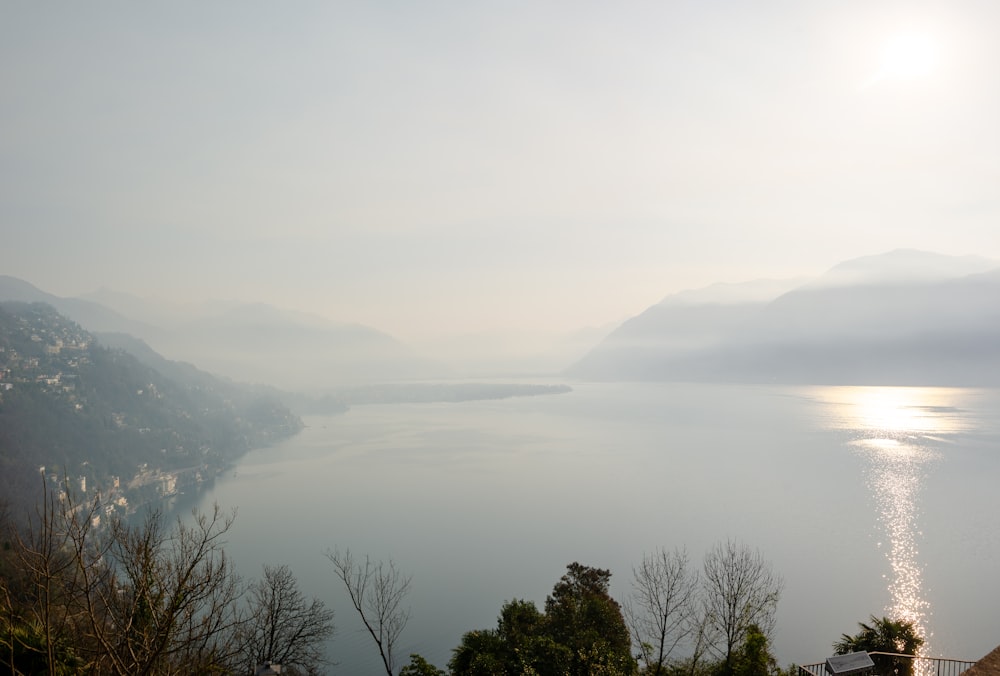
817,386 -> 971,660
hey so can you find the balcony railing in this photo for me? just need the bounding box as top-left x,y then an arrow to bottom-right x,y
798,652 -> 976,676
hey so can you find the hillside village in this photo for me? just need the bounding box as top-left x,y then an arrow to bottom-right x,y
0,301 -> 303,521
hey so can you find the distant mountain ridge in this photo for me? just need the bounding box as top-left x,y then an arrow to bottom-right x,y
7,248 -> 1000,387
0,277 -> 446,389
0,275 -> 156,337
569,250 -> 1000,385
818,249 -> 998,286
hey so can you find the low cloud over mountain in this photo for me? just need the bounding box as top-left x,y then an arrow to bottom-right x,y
568,250 -> 1000,386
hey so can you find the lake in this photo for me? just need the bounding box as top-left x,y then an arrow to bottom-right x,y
182,382 -> 1000,674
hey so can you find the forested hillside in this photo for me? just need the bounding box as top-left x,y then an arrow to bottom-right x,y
0,302 -> 302,516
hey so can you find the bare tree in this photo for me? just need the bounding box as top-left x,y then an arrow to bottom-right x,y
684,600 -> 717,676
625,547 -> 698,676
74,504 -> 245,675
4,489 -> 282,675
238,564 -> 335,675
701,539 -> 783,676
326,549 -> 411,676
5,480 -> 99,675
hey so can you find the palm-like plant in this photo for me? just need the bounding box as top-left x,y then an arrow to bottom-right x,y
834,616 -> 924,676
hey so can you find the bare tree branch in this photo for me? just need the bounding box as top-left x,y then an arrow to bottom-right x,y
326,548 -> 411,676
73,504 -> 244,675
625,547 -> 698,676
8,478 -> 99,675
701,539 -> 783,676
239,564 -> 335,675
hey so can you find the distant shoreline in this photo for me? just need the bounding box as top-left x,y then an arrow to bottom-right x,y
285,382 -> 572,413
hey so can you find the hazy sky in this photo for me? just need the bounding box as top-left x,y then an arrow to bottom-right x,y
4,1 -> 999,342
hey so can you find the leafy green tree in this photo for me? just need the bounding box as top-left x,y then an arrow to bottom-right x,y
450,564 -> 636,676
450,628 -> 509,675
833,616 -> 924,676
0,616 -> 82,676
546,562 -> 636,676
731,624 -> 777,676
399,653 -> 447,675
450,600 -> 572,676
497,598 -> 572,674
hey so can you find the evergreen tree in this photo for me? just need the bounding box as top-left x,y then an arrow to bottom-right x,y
834,616 -> 924,676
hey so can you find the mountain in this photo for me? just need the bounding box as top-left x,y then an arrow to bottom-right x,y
568,250 -> 1000,385
0,275 -> 155,336
0,301 -> 303,517
147,301 -> 446,389
660,278 -> 808,306
568,277 -> 801,380
78,287 -> 243,328
816,249 -> 998,286
2,278 -> 447,390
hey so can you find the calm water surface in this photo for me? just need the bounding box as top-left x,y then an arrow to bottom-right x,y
183,382 -> 1000,674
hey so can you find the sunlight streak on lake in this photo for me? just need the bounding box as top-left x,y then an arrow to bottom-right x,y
815,386 -> 972,658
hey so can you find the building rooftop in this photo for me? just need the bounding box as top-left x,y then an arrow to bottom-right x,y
964,645 -> 1000,676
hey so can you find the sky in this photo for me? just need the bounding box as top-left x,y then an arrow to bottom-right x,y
3,1 -> 1000,345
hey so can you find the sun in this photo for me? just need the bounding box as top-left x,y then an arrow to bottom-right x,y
865,31 -> 940,88
880,32 -> 939,79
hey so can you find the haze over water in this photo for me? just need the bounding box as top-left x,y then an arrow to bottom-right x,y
184,382 -> 1000,675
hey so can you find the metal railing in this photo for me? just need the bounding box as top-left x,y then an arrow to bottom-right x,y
798,652 -> 976,676
799,661 -> 829,676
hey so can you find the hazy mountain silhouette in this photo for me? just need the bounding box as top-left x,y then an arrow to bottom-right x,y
79,287 -> 243,328
155,301 -> 446,389
0,275 -> 156,337
569,250 -> 1000,385
816,248 -> 997,286
1,278 -> 446,390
